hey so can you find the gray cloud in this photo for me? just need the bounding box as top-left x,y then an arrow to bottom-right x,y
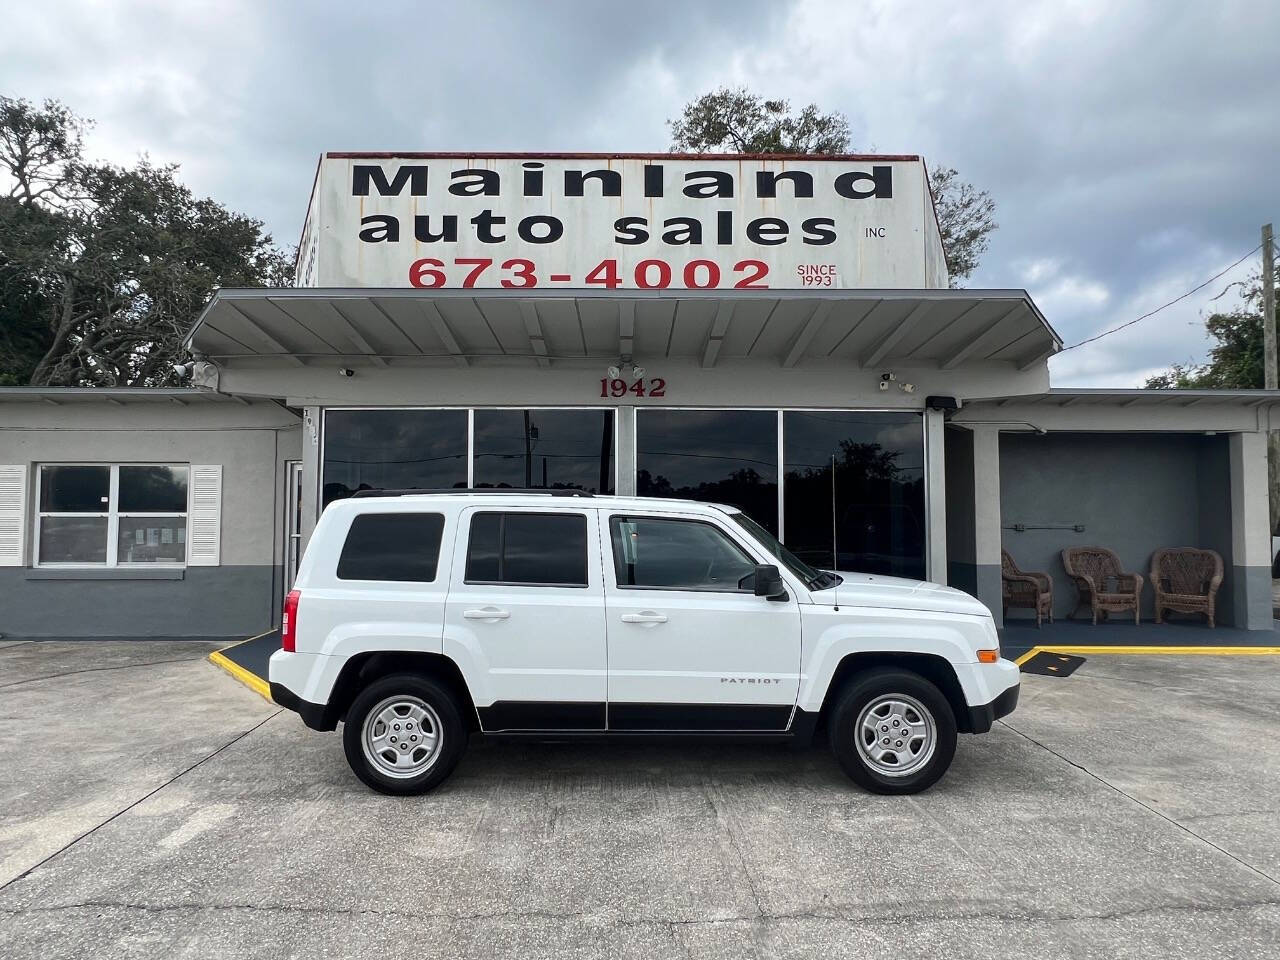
3,0 -> 1276,386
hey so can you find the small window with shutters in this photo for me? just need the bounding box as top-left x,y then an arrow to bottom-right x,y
30,463 -> 218,567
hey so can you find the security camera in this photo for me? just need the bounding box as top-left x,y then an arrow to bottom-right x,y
880,372 -> 896,382
631,365 -> 646,379
878,380 -> 890,391
607,365 -> 621,379
337,368 -> 355,378
899,382 -> 916,394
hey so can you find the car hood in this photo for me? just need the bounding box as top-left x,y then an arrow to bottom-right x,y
805,571 -> 991,618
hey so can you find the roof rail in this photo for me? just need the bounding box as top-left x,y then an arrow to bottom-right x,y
349,488 -> 595,499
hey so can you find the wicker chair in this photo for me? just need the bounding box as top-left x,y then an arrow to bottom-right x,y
1001,550 -> 1054,628
1061,546 -> 1144,625
1151,548 -> 1223,628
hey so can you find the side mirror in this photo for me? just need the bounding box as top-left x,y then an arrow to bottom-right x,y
752,563 -> 787,600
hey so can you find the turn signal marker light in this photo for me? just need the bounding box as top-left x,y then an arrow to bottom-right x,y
977,649 -> 1000,664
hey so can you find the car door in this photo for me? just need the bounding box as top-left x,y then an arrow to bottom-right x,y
443,506 -> 607,732
601,510 -> 802,732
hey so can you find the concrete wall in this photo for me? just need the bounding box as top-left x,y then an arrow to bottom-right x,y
0,400 -> 300,638
1197,434 -> 1235,620
999,432 -> 1233,624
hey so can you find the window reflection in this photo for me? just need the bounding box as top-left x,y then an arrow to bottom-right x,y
40,465 -> 109,512
474,409 -> 614,493
635,409 -> 778,533
323,409 -> 468,506
783,411 -> 925,578
119,466 -> 188,513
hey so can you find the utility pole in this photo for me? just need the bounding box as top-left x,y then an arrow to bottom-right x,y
1264,223 -> 1277,531
1264,223 -> 1275,389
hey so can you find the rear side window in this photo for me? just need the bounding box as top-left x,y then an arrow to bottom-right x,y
465,512 -> 588,586
336,513 -> 445,582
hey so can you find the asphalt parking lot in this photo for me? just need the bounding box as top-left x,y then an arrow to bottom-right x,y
1,640 -> 1278,959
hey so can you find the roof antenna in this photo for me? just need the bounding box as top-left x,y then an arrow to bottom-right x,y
831,452 -> 839,611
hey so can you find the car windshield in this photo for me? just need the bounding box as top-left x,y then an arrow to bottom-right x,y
729,512 -> 833,589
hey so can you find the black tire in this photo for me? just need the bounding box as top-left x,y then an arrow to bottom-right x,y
342,674 -> 466,795
827,668 -> 957,795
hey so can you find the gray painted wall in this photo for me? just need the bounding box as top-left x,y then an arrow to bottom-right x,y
0,400 -> 300,638
1196,434 -> 1235,621
0,566 -> 274,638
999,432 -> 1233,624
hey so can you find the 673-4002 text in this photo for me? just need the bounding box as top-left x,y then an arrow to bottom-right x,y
408,257 -> 771,289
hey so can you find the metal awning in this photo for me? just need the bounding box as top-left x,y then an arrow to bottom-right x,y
186,287 -> 1060,370
963,388 -> 1280,409
0,387 -> 262,406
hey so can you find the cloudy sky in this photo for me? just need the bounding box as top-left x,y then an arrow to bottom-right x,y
4,0 -> 1276,386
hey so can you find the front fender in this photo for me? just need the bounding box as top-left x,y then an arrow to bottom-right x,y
797,605 -> 997,713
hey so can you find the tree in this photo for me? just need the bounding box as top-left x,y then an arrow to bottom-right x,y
668,87 -> 997,285
1144,266 -> 1279,389
927,165 -> 996,285
668,87 -> 852,155
0,96 -> 292,387
1145,265 -> 1280,531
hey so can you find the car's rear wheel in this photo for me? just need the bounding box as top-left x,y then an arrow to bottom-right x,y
342,674 -> 466,795
828,668 -> 957,794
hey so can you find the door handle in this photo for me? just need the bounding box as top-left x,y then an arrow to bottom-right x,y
620,612 -> 668,624
463,607 -> 511,621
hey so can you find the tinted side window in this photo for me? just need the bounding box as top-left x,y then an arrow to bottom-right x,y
465,512 -> 588,586
337,513 -> 445,582
610,516 -> 757,591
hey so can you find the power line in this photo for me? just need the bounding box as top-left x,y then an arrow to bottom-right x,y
1059,242 -> 1264,351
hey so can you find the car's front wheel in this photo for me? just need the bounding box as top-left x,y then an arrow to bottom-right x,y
828,668 -> 957,794
342,674 -> 466,795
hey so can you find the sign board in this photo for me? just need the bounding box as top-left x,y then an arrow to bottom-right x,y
299,154 -> 948,290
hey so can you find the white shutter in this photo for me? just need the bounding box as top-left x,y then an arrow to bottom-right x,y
0,465 -> 27,566
188,465 -> 222,566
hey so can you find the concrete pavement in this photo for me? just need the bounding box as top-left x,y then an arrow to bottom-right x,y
1,641 -> 1278,958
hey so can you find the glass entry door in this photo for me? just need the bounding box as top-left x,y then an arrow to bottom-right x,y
285,460 -> 302,588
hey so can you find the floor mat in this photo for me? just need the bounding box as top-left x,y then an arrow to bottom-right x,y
1020,651 -> 1086,677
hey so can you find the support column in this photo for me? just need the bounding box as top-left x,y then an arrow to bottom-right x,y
971,425 -> 1004,626
300,406 -> 322,549
924,408 -> 947,584
1229,431 -> 1273,630
615,404 -> 636,496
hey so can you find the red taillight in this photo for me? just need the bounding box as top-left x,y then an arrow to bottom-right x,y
282,589 -> 301,652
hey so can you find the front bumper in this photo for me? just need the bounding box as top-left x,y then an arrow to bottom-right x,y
269,681 -> 333,731
964,683 -> 1020,734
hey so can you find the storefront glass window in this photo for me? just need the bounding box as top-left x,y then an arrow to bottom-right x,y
323,409 -> 468,506
782,411 -> 925,578
473,409 -> 614,493
635,409 -> 778,533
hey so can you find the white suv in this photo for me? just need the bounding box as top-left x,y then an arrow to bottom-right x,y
269,491 -> 1019,796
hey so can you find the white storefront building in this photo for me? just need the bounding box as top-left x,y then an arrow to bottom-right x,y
1,153 -> 1275,638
